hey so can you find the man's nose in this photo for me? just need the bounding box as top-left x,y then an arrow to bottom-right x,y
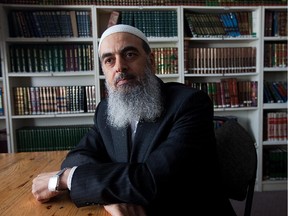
114,57 -> 127,73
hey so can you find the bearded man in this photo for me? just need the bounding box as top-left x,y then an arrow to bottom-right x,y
32,24 -> 236,216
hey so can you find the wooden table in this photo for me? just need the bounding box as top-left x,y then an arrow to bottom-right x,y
0,151 -> 110,216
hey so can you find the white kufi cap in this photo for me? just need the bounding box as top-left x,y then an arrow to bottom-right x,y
98,24 -> 149,52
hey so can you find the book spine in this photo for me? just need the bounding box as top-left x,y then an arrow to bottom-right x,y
272,82 -> 287,102
0,87 -> 4,116
29,87 -> 36,115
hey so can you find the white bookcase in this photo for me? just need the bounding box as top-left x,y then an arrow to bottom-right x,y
260,6 -> 288,191
182,6 -> 263,191
0,9 -> 10,153
0,3 -> 287,191
0,5 -> 98,153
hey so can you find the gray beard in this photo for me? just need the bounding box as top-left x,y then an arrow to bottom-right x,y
106,67 -> 163,129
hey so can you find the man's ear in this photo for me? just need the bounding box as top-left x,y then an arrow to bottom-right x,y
149,52 -> 156,73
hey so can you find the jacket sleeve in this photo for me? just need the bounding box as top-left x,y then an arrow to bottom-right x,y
61,102 -> 111,168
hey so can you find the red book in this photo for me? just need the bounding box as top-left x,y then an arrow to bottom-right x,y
107,11 -> 120,28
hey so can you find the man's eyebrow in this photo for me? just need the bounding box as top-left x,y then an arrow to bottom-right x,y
101,46 -> 139,59
121,46 -> 140,54
100,45 -> 140,60
100,52 -> 112,61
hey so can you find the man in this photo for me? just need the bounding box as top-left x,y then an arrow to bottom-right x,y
32,24 -> 236,215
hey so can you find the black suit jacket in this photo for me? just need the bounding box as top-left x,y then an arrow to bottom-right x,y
61,79 -> 236,215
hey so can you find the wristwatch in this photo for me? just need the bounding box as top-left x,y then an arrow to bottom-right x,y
48,168 -> 67,192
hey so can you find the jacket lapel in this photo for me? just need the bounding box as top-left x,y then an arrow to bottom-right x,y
130,120 -> 162,162
111,127 -> 130,162
110,122 -> 160,162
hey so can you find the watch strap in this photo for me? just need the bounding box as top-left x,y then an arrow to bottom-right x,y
56,167 -> 68,177
48,168 -> 68,192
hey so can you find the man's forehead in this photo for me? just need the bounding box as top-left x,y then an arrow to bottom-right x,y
101,32 -> 141,45
99,33 -> 142,56
98,24 -> 148,51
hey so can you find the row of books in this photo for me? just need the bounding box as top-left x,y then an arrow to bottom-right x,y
263,147 -> 287,180
263,81 -> 287,104
109,10 -> 177,37
16,125 -> 92,152
264,112 -> 287,141
152,47 -> 178,75
8,10 -> 92,38
1,0 -> 287,6
264,42 -> 287,68
184,11 -> 254,38
185,78 -> 258,108
9,44 -> 94,73
184,46 -> 256,74
264,10 -> 288,37
13,85 -> 96,115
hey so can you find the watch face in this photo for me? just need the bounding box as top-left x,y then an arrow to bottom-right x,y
48,176 -> 59,192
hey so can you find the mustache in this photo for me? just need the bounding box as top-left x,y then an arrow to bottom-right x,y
115,72 -> 136,83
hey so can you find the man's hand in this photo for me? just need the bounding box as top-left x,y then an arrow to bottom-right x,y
32,169 -> 70,203
104,203 -> 147,216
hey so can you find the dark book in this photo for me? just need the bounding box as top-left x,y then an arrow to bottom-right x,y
61,10 -> 73,37
251,81 -> 258,107
8,11 -> 20,37
228,78 -> 240,108
0,87 -> 4,116
278,11 -> 288,36
264,10 -> 273,36
9,46 -> 16,72
263,81 -> 275,103
82,44 -> 87,71
184,13 -> 198,37
220,78 -> 231,107
267,81 -> 284,103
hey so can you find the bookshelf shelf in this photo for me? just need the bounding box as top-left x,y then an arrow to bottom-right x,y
263,103 -> 287,109
147,37 -> 179,42
100,74 -> 181,80
263,140 -> 288,146
6,37 -> 94,43
184,37 -> 259,41
264,36 -> 288,41
184,72 -> 258,77
7,71 -> 95,77
262,180 -> 287,191
263,67 -> 288,72
11,113 -> 94,119
0,3 -> 287,191
214,107 -> 259,112
156,74 -> 180,78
